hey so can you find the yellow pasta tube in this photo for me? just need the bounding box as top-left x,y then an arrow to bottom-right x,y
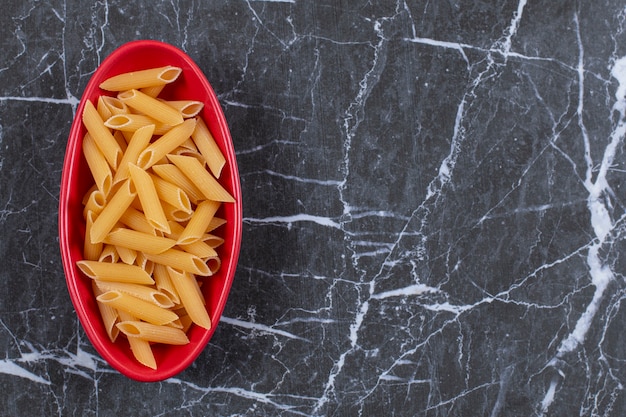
177,200 -> 221,245
144,248 -> 211,276
116,321 -> 190,345
167,154 -> 235,202
82,133 -> 112,196
150,173 -> 192,214
167,268 -> 211,330
128,163 -> 170,234
82,100 -> 123,170
104,114 -> 171,136
100,96 -> 129,115
89,179 -> 137,243
140,84 -> 166,98
151,163 -> 205,204
192,117 -> 226,178
99,66 -> 182,91
76,260 -> 154,285
161,201 -> 193,223
98,244 -> 119,263
112,124 -> 155,184
82,189 -> 106,219
92,281 -> 120,343
95,281 -> 175,309
97,290 -> 178,325
136,118 -> 197,169
118,206 -> 156,235
115,245 -> 137,265
161,100 -> 204,118
118,89 -> 184,126
97,96 -> 113,121
153,263 -> 180,305
83,211 -> 103,261
117,310 -> 156,370
104,228 -> 176,254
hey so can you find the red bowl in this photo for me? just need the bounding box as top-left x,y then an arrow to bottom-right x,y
58,40 -> 242,381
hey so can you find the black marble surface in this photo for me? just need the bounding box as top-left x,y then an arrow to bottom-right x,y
2,0 -> 626,415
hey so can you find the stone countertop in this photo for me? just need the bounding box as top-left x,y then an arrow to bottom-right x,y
2,1 -> 626,415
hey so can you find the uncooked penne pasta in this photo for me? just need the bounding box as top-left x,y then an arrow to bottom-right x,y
100,96 -> 129,115
82,100 -> 123,170
167,154 -> 234,202
177,200 -> 221,245
98,244 -> 119,263
116,321 -> 190,345
118,89 -> 184,126
136,118 -> 197,169
99,65 -> 182,91
104,114 -> 171,136
128,163 -> 170,233
82,189 -> 105,219
92,281 -> 120,343
104,228 -> 176,255
151,163 -> 205,204
114,245 -> 137,265
77,260 -> 154,285
162,100 -> 204,118
144,248 -> 211,276
97,290 -> 178,326
117,310 -> 156,369
150,173 -> 192,214
82,133 -> 112,196
192,117 -> 226,178
95,281 -> 175,309
112,124 -> 155,184
89,179 -> 137,243
83,211 -> 103,261
118,206 -> 156,235
166,267 -> 211,330
140,84 -> 166,98
153,263 -> 180,305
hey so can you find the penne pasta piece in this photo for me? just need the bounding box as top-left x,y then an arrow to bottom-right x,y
136,118 -> 197,169
98,244 -> 119,263
178,240 -> 218,260
161,201 -> 193,223
207,217 -> 227,232
118,89 -> 184,126
104,114 -> 171,136
95,281 -> 175,309
115,245 -> 137,265
118,206 -> 156,235
167,267 -> 211,329
100,66 -> 182,91
83,211 -> 104,261
97,96 -> 113,121
104,228 -> 176,254
140,84 -> 166,98
161,100 -> 204,118
151,163 -> 205,204
113,130 -> 128,153
92,281 -> 120,343
144,248 -> 211,276
100,95 -> 129,115
116,320 -> 190,345
83,189 -> 106,219
112,124 -> 155,184
203,234 -> 225,248
89,179 -> 137,243
128,163 -> 170,234
117,310 -> 156,369
167,154 -> 235,202
177,200 -> 221,245
192,117 -> 226,178
153,263 -> 180,305
97,290 -> 178,326
77,260 -> 154,284
82,134 -> 112,196
150,173 -> 192,214
82,100 -> 123,170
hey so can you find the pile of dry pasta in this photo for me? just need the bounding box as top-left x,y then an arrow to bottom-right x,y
77,66 -> 234,369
